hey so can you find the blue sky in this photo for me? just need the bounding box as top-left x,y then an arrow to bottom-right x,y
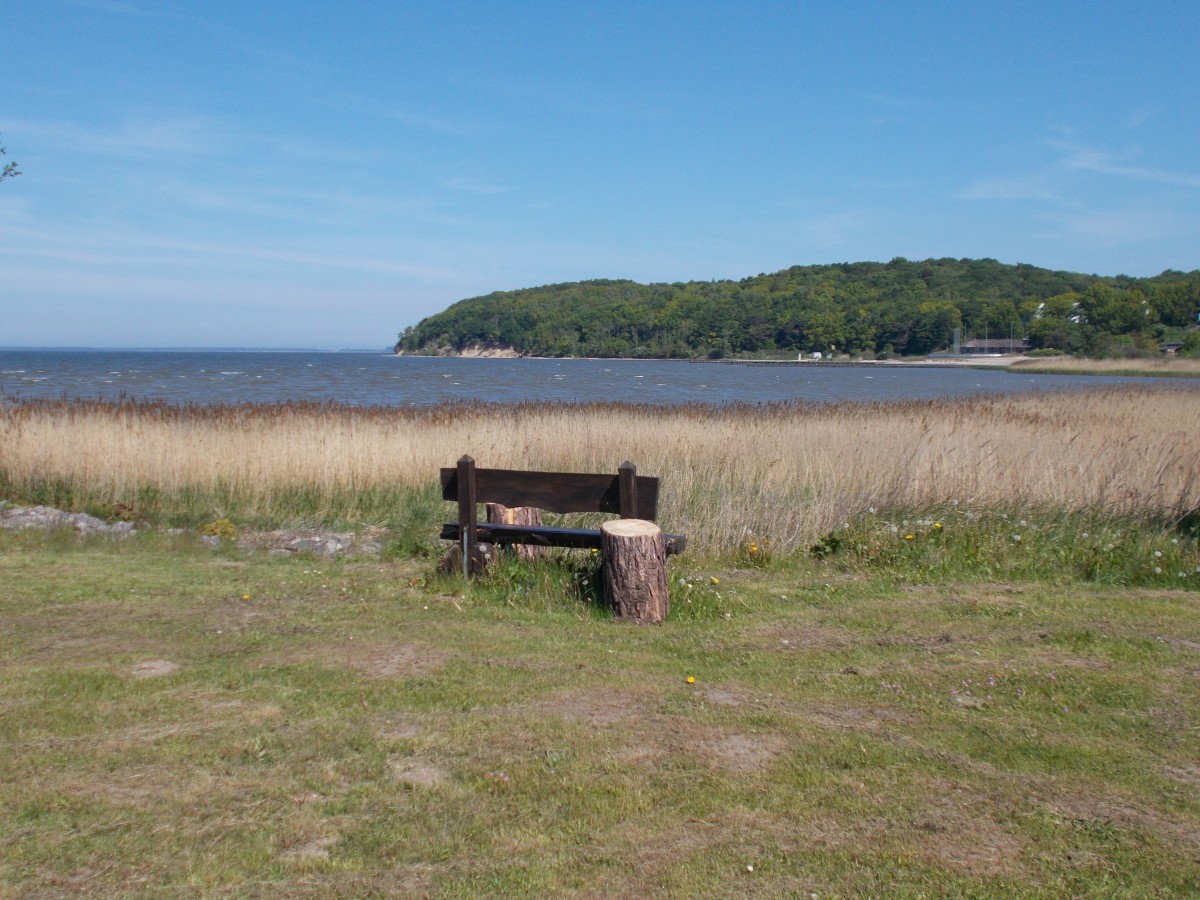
2,1 -> 1198,349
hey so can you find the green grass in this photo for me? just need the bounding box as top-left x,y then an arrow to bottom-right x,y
2,522 -> 1198,897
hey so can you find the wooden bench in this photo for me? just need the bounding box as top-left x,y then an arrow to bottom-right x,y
439,455 -> 686,578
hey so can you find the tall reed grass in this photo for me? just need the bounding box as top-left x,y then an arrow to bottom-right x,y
1010,356 -> 1200,377
3,386 -> 1199,553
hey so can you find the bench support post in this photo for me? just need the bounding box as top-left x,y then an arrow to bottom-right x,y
457,454 -> 478,578
618,461 -> 638,519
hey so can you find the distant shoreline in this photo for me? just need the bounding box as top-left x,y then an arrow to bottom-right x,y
693,356 -> 1024,369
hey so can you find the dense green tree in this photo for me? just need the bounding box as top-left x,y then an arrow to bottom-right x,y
395,260 -> 1199,359
907,301 -> 962,354
1151,280 -> 1200,327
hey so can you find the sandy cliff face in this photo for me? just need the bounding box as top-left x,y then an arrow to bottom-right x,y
394,343 -> 521,358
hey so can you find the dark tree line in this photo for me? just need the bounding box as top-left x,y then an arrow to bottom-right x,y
397,258 -> 1200,359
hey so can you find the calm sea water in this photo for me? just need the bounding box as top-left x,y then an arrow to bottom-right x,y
0,349 -> 1186,407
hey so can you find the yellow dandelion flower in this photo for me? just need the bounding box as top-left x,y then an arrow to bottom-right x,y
686,675 -> 695,684
904,534 -> 915,541
242,593 -> 250,601
711,576 -> 720,585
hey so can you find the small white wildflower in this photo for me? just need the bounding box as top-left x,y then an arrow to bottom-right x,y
1154,566 -> 1162,574
868,506 -> 876,514
1171,538 -> 1178,544
1081,532 -> 1089,539
1013,534 -> 1022,542
1019,519 -> 1027,527
1154,550 -> 1163,558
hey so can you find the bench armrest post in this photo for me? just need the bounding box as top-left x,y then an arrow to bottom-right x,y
457,455 -> 478,577
618,461 -> 638,520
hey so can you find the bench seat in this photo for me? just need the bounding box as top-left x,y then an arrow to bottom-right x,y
440,521 -> 687,555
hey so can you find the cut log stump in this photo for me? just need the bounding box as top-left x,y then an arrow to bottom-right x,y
602,518 -> 669,624
485,503 -> 546,561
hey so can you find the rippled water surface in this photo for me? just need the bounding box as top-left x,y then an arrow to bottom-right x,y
0,350 -> 1186,407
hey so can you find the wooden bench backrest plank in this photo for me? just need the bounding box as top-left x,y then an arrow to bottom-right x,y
440,465 -> 660,520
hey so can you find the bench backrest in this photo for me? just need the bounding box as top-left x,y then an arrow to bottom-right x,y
440,456 -> 660,520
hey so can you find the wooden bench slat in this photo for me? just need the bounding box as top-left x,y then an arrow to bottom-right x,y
440,522 -> 687,556
440,467 -> 660,520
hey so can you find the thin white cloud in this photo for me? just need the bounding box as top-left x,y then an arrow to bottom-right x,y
1041,207 -> 1195,245
958,136 -> 1200,206
65,0 -> 156,16
8,114 -> 228,157
956,174 -> 1061,202
863,92 -> 931,111
0,223 -> 475,282
798,209 -> 876,249
443,178 -> 512,195
1124,106 -> 1157,129
325,92 -> 480,137
1057,144 -> 1200,188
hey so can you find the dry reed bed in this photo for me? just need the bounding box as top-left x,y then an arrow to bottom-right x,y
1010,356 -> 1200,376
3,386 -> 1199,551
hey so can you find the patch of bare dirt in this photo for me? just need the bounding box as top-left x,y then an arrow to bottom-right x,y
1046,790 -> 1200,852
1162,763 -> 1200,786
695,684 -> 751,707
131,659 -> 179,679
700,732 -> 787,774
539,688 -> 644,728
347,644 -> 449,679
800,703 -> 919,732
377,717 -> 422,742
911,777 -> 1027,877
198,697 -> 285,725
265,642 -> 450,679
69,766 -> 218,810
751,623 -> 855,652
279,834 -> 339,862
388,758 -> 449,789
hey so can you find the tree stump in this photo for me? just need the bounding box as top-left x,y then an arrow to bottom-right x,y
485,503 -> 546,561
601,519 -> 669,624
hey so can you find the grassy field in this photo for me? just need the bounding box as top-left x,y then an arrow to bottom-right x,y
4,384 -> 1199,554
2,524 -> 1198,897
3,384 -> 1199,894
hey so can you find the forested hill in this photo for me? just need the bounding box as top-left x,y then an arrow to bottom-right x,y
395,258 -> 1200,359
